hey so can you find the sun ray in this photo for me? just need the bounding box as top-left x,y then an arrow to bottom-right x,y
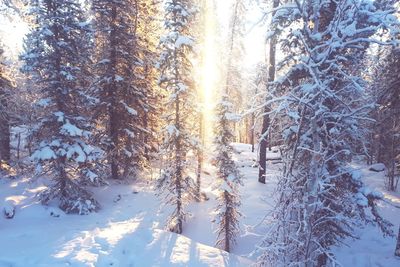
199,0 -> 219,145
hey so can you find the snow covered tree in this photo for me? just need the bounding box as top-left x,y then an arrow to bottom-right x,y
257,0 -> 398,265
21,0 -> 101,214
213,95 -> 243,252
0,43 -> 12,163
92,0 -> 156,180
212,0 -> 245,252
157,0 -> 198,234
137,0 -> 164,162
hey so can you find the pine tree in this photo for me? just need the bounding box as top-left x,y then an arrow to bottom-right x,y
0,43 -> 12,163
157,0 -> 198,234
92,0 -> 153,180
21,0 -> 101,214
257,0 -> 398,265
213,95 -> 242,252
213,0 -> 245,252
137,0 -> 163,162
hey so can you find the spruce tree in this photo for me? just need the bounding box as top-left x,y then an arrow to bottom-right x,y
21,0 -> 101,214
157,0 -> 198,234
92,0 -> 154,180
213,0 -> 244,252
137,0 -> 163,162
213,95 -> 242,252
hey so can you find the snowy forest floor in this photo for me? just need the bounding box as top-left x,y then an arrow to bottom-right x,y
0,143 -> 399,266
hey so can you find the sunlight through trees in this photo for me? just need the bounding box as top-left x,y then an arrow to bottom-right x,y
0,0 -> 400,265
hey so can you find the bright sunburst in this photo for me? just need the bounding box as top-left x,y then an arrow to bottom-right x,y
199,0 -> 220,144
0,16 -> 29,58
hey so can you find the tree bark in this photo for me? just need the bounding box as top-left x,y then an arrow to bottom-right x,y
224,191 -> 230,252
251,113 -> 255,152
175,92 -> 183,234
108,4 -> 119,180
0,89 -> 10,161
0,41 -> 11,162
258,0 -> 278,184
196,113 -> 203,202
395,225 -> 400,257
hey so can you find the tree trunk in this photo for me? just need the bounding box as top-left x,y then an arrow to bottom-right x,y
0,118 -> 10,162
175,92 -> 183,234
16,133 -> 21,160
258,116 -> 269,183
224,191 -> 230,252
109,5 -> 119,180
196,113 -> 203,202
0,85 -> 10,162
258,0 -> 278,184
58,157 -> 67,195
395,225 -> 400,257
251,113 -> 255,152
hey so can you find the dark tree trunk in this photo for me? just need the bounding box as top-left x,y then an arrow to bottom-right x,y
268,132 -> 272,151
0,120 -> 10,162
108,5 -> 119,180
51,0 -> 68,191
258,0 -> 278,184
377,125 -> 384,163
395,225 -> 400,257
258,115 -> 269,184
0,60 -> 11,162
224,191 -> 230,253
196,113 -> 203,202
175,93 -> 183,234
58,156 -> 67,195
251,113 -> 255,152
173,37 -> 183,233
0,91 -> 10,161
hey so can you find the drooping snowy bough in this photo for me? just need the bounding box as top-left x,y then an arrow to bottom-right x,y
257,0 -> 399,266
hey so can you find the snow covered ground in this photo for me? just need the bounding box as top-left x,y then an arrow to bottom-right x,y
1,143 -> 399,266
0,177 -> 250,267
332,161 -> 400,267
